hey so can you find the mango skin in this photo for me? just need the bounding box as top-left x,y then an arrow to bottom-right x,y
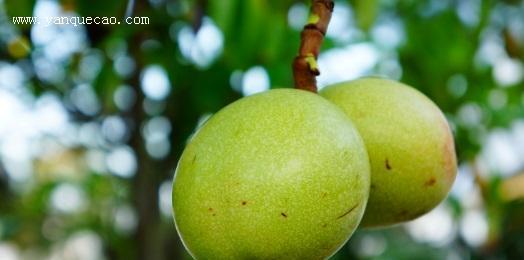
321,77 -> 457,228
172,89 -> 370,259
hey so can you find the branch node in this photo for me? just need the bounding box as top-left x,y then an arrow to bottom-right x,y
293,0 -> 334,92
305,54 -> 320,75
307,14 -> 320,25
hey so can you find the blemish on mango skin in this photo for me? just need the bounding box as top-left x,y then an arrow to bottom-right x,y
439,117 -> 458,183
241,201 -> 247,206
192,155 -> 197,165
397,209 -> 426,221
398,210 -> 408,217
424,177 -> 436,187
443,135 -> 457,182
281,212 -> 288,218
336,203 -> 359,220
409,210 -> 426,220
385,159 -> 392,170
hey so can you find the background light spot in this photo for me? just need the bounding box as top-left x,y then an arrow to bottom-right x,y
241,66 -> 270,96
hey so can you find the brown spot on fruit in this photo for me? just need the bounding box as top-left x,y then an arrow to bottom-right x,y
424,177 -> 436,187
208,208 -> 213,212
212,213 -> 216,216
396,210 -> 410,221
281,212 -> 288,218
321,192 -> 328,198
439,119 -> 457,182
336,203 -> 359,220
241,201 -> 247,206
408,210 -> 427,220
385,159 -> 392,170
444,138 -> 457,181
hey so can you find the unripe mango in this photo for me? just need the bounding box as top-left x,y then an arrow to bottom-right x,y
321,77 -> 457,227
173,89 -> 370,258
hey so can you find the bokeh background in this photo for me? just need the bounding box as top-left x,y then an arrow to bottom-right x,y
0,0 -> 523,259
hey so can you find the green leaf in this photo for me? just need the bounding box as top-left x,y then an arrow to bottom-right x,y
5,0 -> 36,29
349,0 -> 379,31
74,0 -> 127,18
208,0 -> 238,36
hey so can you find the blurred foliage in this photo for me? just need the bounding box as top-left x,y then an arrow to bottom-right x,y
0,0 -> 524,259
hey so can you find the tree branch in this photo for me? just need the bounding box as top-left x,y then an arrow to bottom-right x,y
293,0 -> 334,92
